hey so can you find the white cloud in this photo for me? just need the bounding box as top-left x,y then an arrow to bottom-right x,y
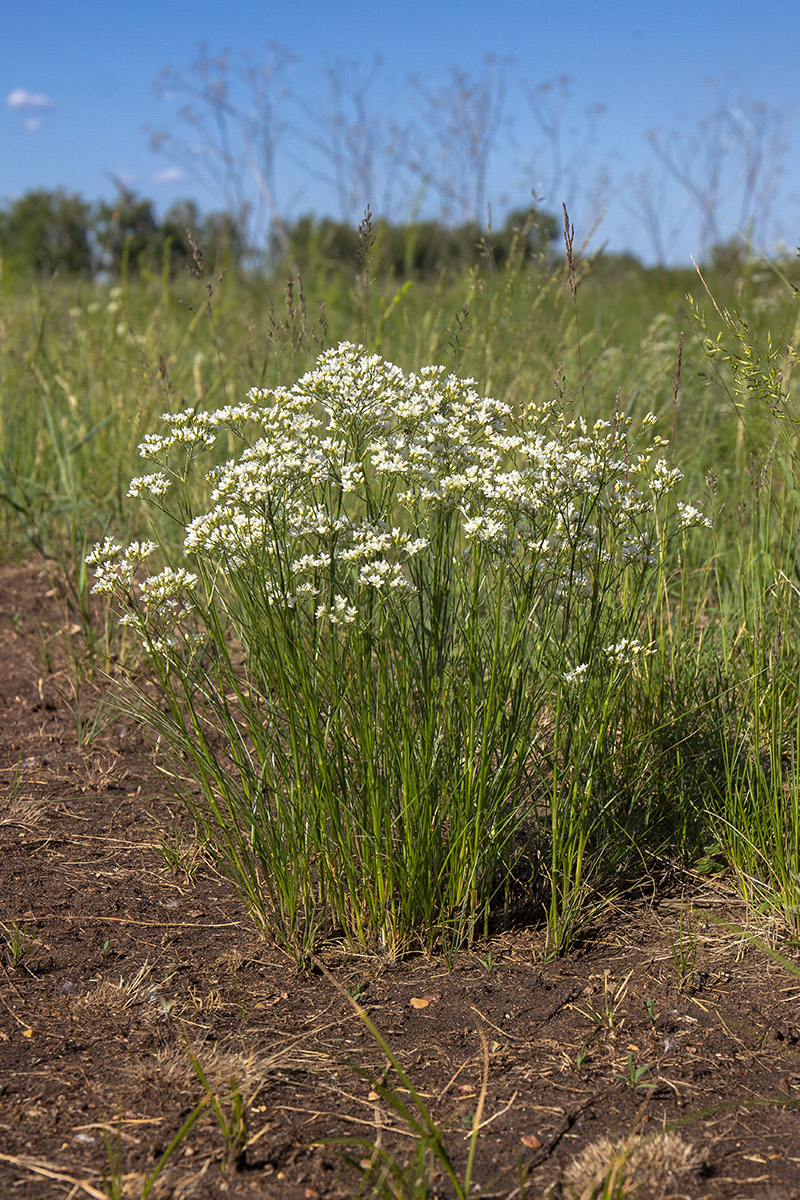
152,167 -> 187,185
23,116 -> 43,133
7,88 -> 56,111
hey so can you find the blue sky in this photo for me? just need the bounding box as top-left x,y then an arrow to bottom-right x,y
3,0 -> 799,263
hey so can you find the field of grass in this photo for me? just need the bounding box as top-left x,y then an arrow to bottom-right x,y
2,229 -> 800,1194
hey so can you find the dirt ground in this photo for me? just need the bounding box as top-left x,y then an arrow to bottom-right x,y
2,560 -> 800,1200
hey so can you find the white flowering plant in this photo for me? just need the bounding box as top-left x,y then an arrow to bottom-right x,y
88,343 -> 709,957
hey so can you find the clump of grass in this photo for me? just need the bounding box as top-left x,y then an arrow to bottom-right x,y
556,1131 -> 702,1199
0,760 -> 45,831
158,829 -> 203,878
101,1057 -> 248,1199
668,901 -> 698,992
87,339 -> 709,959
0,920 -> 37,968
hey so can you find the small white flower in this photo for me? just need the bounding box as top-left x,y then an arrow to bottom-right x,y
463,513 -> 507,544
676,502 -> 712,530
650,459 -> 684,496
127,473 -> 172,499
602,638 -> 655,667
139,567 -> 198,605
208,402 -> 256,427
562,662 -> 590,684
316,594 -> 358,626
124,541 -> 158,562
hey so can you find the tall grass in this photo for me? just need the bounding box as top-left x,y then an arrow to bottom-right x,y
690,266 -> 800,933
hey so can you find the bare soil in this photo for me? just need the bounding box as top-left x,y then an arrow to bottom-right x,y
2,560 -> 800,1199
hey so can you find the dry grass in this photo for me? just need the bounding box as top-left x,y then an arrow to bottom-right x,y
558,1131 -> 703,1199
140,1037 -> 330,1098
81,961 -> 177,1012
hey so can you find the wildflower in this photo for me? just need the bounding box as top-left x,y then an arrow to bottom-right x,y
101,344 -> 708,687
563,662 -> 590,684
602,638 -> 655,667
138,409 -> 217,460
85,538 -> 156,593
463,513 -> 508,544
207,402 -> 257,427
676,502 -> 712,530
620,534 -> 658,566
127,472 -> 172,499
650,459 -> 684,496
139,567 -> 198,606
85,536 -> 124,567
357,559 -> 415,591
316,595 -> 358,626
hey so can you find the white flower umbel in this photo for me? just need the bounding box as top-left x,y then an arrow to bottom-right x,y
138,408 -> 217,460
127,473 -> 172,499
85,537 -> 157,593
91,343 -> 709,958
315,594 -> 358,625
562,662 -> 590,684
602,637 -> 656,667
138,566 -> 198,605
676,501 -> 712,530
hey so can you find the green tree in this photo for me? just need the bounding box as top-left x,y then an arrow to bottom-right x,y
93,186 -> 160,275
0,189 -> 93,277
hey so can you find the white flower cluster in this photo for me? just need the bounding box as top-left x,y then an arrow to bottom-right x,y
89,343 -> 708,654
602,637 -> 656,666
127,472 -> 172,499
650,459 -> 684,496
676,502 -> 713,530
562,638 -> 655,685
85,538 -> 157,593
139,566 -> 198,617
562,662 -> 590,685
85,541 -> 199,655
138,408 -> 218,461
316,594 -> 358,626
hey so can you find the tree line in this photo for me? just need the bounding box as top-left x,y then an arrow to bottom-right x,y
0,188 -> 243,280
0,186 -> 561,282
276,207 -> 560,277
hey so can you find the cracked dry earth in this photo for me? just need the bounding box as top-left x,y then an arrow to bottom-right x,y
2,559 -> 800,1199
